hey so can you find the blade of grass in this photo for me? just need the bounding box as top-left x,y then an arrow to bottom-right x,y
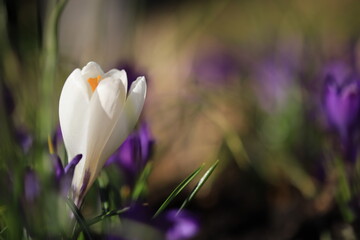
178,160 -> 219,213
66,198 -> 92,240
72,207 -> 130,238
333,157 -> 355,222
153,165 -> 204,218
132,162 -> 153,201
86,207 -> 130,226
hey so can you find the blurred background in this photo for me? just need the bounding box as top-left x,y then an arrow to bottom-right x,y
3,0 -> 360,239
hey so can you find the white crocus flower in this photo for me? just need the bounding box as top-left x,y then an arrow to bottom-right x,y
59,61 -> 147,206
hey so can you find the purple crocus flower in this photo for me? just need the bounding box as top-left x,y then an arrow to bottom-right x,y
323,65 -> 360,139
323,62 -> 360,162
106,123 -> 154,185
323,78 -> 360,139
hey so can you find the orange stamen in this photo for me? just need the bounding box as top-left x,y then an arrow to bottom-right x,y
87,75 -> 102,92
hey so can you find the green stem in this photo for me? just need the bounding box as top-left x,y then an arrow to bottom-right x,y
38,0 -> 68,143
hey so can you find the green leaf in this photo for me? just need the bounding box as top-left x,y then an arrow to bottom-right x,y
153,165 -> 204,218
131,162 -> 153,201
178,160 -> 219,212
86,207 -> 130,227
334,157 -> 351,202
72,207 -> 130,238
66,198 -> 92,240
76,232 -> 85,240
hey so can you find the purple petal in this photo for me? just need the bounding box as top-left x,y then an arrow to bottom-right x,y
59,154 -> 82,198
322,61 -> 353,86
107,134 -> 140,185
139,123 -> 155,164
64,154 -> 82,173
323,74 -> 360,139
106,123 -> 155,185
121,204 -> 200,240
121,135 -> 141,173
50,154 -> 65,180
322,61 -> 360,163
155,210 -> 200,240
51,125 -> 63,153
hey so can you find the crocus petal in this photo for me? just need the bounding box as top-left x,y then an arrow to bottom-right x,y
117,134 -> 142,185
72,77 -> 126,196
59,69 -> 90,160
100,77 -> 147,165
104,69 -> 128,96
139,123 -> 155,162
50,154 -> 65,180
81,61 -> 105,80
64,154 -> 83,173
164,210 -> 200,240
324,78 -> 360,139
52,125 -> 63,153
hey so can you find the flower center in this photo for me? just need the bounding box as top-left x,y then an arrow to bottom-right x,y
87,75 -> 102,92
